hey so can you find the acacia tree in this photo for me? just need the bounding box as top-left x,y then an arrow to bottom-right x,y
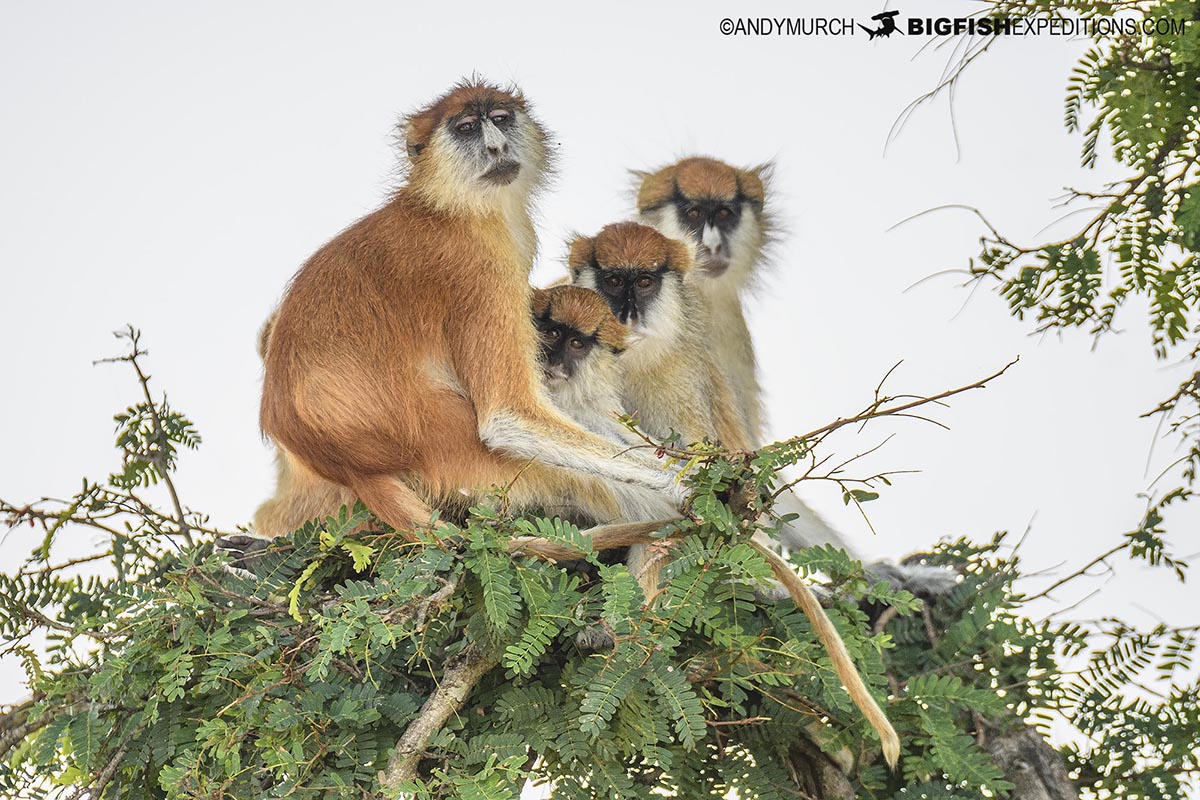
1,329 -> 1025,800
899,0 -> 1200,794
2,2 -> 1199,797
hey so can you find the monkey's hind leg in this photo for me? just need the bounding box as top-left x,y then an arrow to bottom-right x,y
349,474 -> 437,541
253,448 -> 356,539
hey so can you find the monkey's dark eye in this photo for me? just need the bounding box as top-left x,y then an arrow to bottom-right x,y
568,337 -> 585,350
635,275 -> 655,289
489,110 -> 512,126
685,207 -> 703,222
603,274 -> 623,288
455,117 -> 478,134
716,206 -> 733,220
547,328 -> 561,340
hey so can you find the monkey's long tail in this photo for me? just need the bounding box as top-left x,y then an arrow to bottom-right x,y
749,539 -> 901,769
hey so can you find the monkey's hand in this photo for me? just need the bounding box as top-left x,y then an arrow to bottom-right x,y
630,449 -> 691,508
645,539 -> 676,560
214,534 -> 276,575
575,624 -> 616,652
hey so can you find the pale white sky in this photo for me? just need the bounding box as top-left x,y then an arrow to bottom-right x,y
2,0 -> 1197,703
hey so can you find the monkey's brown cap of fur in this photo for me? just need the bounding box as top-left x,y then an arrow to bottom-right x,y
635,156 -> 766,212
403,79 -> 528,158
531,286 -> 630,352
568,221 -> 694,277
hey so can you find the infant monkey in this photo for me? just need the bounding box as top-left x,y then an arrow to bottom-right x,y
530,286 -> 640,448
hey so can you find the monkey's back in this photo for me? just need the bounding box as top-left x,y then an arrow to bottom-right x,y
260,191 -> 519,487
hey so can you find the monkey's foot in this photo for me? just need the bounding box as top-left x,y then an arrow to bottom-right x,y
215,534 -> 276,574
575,624 -> 616,652
755,579 -> 833,605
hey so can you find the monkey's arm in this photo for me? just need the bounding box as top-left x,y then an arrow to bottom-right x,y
704,359 -> 754,451
450,295 -> 685,499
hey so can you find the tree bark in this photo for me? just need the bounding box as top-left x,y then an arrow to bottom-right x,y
377,643 -> 499,794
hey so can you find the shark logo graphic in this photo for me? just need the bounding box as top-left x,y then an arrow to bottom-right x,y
860,10 -> 902,40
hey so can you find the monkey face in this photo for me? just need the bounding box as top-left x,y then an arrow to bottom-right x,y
635,157 -> 768,288
672,198 -> 742,276
402,81 -> 550,207
642,195 -> 763,283
592,267 -> 669,327
530,285 -> 629,388
445,104 -> 524,186
535,320 -> 598,385
568,222 -> 694,343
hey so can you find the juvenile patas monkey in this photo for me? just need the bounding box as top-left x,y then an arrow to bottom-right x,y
634,158 -> 850,550
567,221 -> 751,452
529,286 -> 677,523
635,157 -> 955,600
250,80 -> 682,543
633,157 -> 849,546
530,286 -> 639,447
565,222 -> 751,595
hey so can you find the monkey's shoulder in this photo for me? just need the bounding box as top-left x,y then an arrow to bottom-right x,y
291,197 -> 524,293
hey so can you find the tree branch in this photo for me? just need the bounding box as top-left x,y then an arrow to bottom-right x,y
377,642 -> 499,792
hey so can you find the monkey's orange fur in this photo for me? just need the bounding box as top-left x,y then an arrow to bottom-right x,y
257,81 -> 672,539
635,156 -> 765,212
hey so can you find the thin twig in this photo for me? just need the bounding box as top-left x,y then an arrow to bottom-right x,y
96,326 -> 194,547
68,733 -> 134,800
776,359 -> 1019,454
1022,540 -> 1129,602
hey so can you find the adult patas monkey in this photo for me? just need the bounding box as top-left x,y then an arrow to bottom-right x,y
634,157 -> 956,601
247,80 -> 683,543
634,157 -> 771,444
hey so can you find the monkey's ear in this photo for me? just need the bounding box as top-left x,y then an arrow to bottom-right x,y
567,235 -> 596,275
739,162 -> 773,205
399,115 -> 435,161
663,237 -> 695,273
625,168 -> 652,209
634,167 -> 674,213
529,287 -> 551,316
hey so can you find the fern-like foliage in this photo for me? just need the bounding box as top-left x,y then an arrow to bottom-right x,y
0,330 -> 1195,799
961,1 -> 1200,527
